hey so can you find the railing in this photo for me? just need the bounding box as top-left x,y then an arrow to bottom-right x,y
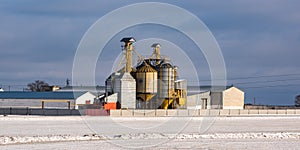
110,109 -> 300,117
1,108 -> 299,117
0,107 -> 80,116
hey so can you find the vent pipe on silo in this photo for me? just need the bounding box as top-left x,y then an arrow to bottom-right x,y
151,43 -> 161,65
121,37 -> 136,73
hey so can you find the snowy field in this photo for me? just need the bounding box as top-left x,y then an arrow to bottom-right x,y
1,115 -> 300,149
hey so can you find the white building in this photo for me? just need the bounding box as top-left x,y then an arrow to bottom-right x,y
0,91 -> 96,109
187,86 -> 244,109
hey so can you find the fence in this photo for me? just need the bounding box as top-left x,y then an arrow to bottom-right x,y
1,108 -> 300,117
0,107 -> 81,116
110,109 -> 300,117
0,108 -> 111,116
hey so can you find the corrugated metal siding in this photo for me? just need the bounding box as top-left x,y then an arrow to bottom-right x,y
0,92 -> 86,99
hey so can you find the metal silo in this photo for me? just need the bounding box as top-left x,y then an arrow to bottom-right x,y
158,61 -> 175,109
136,64 -> 158,103
105,75 -> 113,94
175,79 -> 187,107
135,62 -> 157,109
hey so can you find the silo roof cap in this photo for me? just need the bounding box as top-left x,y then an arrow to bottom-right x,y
151,43 -> 161,48
137,65 -> 157,73
120,37 -> 136,43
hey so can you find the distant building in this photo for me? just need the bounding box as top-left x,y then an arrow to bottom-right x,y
295,95 -> 300,106
57,86 -> 105,94
39,85 -> 61,92
186,86 -> 244,109
52,86 -> 61,91
55,85 -> 245,109
0,91 -> 96,109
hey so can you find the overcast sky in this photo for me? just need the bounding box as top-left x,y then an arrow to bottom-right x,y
0,0 -> 300,105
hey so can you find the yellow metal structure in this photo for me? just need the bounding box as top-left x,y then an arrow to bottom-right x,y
121,37 -> 135,73
161,99 -> 174,109
160,89 -> 175,109
176,89 -> 187,106
160,89 -> 187,109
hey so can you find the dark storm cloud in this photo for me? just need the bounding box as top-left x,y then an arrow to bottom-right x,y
0,0 -> 299,104
194,0 -> 300,76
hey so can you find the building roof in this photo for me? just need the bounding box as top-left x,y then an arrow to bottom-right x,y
187,85 -> 237,96
57,86 -> 105,94
55,85 -> 240,96
0,91 -> 91,99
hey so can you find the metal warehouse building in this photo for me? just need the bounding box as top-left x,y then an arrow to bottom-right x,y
0,91 -> 96,109
187,86 -> 244,109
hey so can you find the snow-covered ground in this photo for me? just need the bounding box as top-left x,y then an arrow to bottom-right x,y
1,116 -> 300,149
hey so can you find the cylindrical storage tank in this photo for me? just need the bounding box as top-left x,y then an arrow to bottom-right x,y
136,65 -> 157,101
175,79 -> 187,107
106,72 -> 119,94
158,63 -> 175,99
175,79 -> 187,90
113,72 -> 121,94
105,75 -> 113,94
174,66 -> 178,81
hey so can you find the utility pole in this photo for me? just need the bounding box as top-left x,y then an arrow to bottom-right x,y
66,78 -> 70,87
253,97 -> 256,105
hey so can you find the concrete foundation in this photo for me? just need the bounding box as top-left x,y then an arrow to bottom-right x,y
110,110 -> 121,117
209,110 -> 220,116
144,110 -> 156,116
134,110 -> 145,117
188,109 -> 198,116
167,110 -> 177,117
121,110 -> 134,117
249,109 -> 259,115
177,110 -> 188,116
108,109 -> 300,117
199,110 -> 209,116
267,109 -> 277,115
219,109 -> 230,116
296,109 -> 300,114
258,109 -> 268,115
229,109 -> 240,116
156,110 -> 167,117
239,109 -> 249,115
287,109 -> 296,115
277,110 -> 287,115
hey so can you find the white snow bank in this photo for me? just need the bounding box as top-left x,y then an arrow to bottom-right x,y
0,134 -> 104,145
111,132 -> 300,140
2,132 -> 300,145
0,115 -> 85,121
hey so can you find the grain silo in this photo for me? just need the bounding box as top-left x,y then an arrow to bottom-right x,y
104,37 -> 186,109
136,63 -> 157,109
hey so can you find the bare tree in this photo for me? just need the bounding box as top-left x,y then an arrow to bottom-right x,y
27,80 -> 49,92
295,95 -> 300,106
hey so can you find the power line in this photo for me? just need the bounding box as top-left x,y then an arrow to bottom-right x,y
233,78 -> 300,85
187,72 -> 300,82
241,83 -> 300,89
228,73 -> 300,81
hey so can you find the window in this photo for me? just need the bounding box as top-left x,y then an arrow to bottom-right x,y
201,98 -> 207,109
